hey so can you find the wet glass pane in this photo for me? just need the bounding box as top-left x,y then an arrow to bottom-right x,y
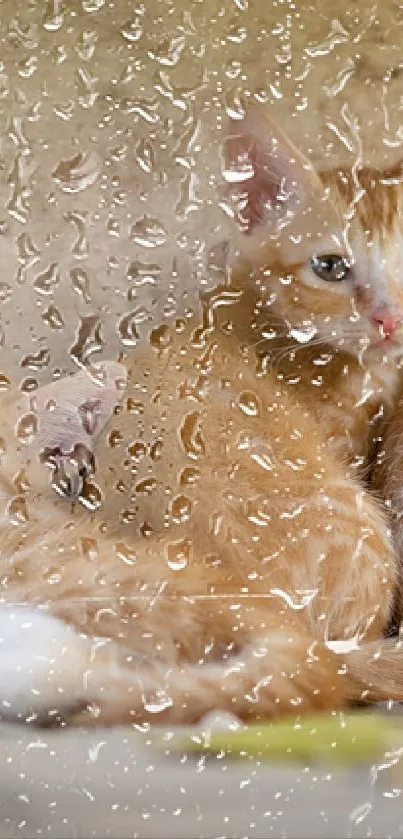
1,0 -> 403,836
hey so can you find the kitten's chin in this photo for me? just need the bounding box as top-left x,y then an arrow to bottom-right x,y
319,334 -> 403,363
364,337 -> 403,362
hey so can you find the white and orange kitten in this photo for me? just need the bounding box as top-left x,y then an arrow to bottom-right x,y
1,105 -> 403,726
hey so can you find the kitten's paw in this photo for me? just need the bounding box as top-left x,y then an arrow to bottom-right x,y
45,442 -> 95,500
1,361 -> 127,497
0,606 -> 92,724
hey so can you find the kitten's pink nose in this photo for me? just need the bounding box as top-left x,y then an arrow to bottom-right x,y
372,310 -> 403,338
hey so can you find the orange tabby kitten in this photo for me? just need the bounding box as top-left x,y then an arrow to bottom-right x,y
1,104 -> 403,726
372,379 -> 403,631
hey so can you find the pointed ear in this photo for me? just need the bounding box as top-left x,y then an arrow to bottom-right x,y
223,103 -> 323,236
1,362 -> 127,491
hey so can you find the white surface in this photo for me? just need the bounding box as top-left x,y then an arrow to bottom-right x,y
0,722 -> 400,839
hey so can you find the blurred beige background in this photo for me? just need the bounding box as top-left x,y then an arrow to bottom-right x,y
0,0 -> 403,385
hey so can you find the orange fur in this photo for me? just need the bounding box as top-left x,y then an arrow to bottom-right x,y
1,104 -> 403,726
372,378 -> 403,629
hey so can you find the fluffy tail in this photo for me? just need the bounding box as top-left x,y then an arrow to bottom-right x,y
73,629 -> 403,727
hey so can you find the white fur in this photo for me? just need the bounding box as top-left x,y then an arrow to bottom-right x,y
0,606 -> 91,722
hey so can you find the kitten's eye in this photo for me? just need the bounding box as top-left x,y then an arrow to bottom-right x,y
310,254 -> 350,282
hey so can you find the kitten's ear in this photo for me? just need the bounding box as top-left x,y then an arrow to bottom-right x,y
1,362 -> 127,489
223,103 -> 323,236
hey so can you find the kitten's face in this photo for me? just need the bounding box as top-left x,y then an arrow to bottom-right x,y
226,107 -> 403,360
267,167 -> 403,359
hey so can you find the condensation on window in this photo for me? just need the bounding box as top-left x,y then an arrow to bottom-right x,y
0,1 -> 403,837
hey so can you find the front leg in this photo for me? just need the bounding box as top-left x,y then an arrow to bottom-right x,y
306,475 -> 396,644
0,361 -> 127,499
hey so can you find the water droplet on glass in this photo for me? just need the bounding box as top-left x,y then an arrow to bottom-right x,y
21,349 -> 50,370
135,138 -> 155,174
7,152 -> 35,223
222,151 -> 254,185
43,0 -> 64,31
76,401 -> 102,438
148,35 -> 185,67
199,710 -> 242,733
126,399 -> 144,415
64,211 -> 89,259
8,19 -> 38,50
171,494 -> 192,524
150,439 -> 163,461
166,538 -> 192,571
135,478 -> 157,495
0,71 -> 9,99
289,325 -> 317,344
0,373 -> 11,392
76,67 -> 99,109
249,442 -> 274,472
131,216 -> 167,248
154,68 -> 204,109
16,412 -> 38,444
121,17 -> 143,42
70,266 -> 91,302
76,29 -> 97,61
106,217 -> 120,237
114,542 -> 137,565
150,324 -> 172,351
42,304 -> 64,330
7,495 -> 30,525
50,463 -> 79,500
8,116 -> 30,150
201,286 -> 243,330
108,144 -> 127,164
13,468 -> 31,494
78,479 -> 103,511
27,100 -> 41,123
227,21 -> 247,43
237,390 -> 260,417
180,411 -> 205,460
69,315 -> 104,372
128,441 -> 147,461
139,520 -> 153,538
16,233 -> 40,274
127,260 -> 161,287
180,466 -> 200,487
225,87 -> 246,120
53,151 -> 101,193
33,262 -> 60,295
81,537 -> 98,562
118,311 -> 141,347
350,802 -> 372,827
18,56 -> 38,79
52,44 -> 68,65
21,378 -> 38,394
82,0 -> 105,11
108,429 -> 123,448
0,283 -> 12,303
175,172 -> 200,220
121,509 -> 136,525
143,692 -> 173,715
173,110 -> 200,167
121,97 -> 158,124
244,497 -> 271,526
